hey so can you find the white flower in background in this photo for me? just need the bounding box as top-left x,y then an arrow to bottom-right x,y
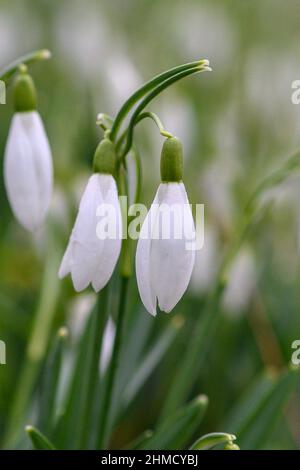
222,247 -> 256,315
59,138 -> 122,292
4,70 -> 53,231
67,293 -> 96,342
190,225 -> 220,295
100,317 -> 116,375
136,138 -> 196,315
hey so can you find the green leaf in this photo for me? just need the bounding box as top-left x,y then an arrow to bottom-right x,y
25,425 -> 55,450
143,395 -> 209,450
190,432 -> 237,450
120,64 -> 209,160
38,326 -> 69,437
159,282 -> 224,422
123,316 -> 184,407
54,287 -> 108,449
3,232 -> 61,448
124,430 -> 154,450
0,49 -> 51,82
224,367 -> 299,449
110,59 -> 208,140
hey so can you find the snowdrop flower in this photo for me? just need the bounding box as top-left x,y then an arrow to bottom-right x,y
59,138 -> 122,292
136,137 -> 196,315
4,68 -> 53,231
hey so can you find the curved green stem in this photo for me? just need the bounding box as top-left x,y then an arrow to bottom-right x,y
0,49 -> 51,82
131,145 -> 142,205
110,59 -> 209,141
97,276 -> 129,449
115,111 -> 172,162
119,64 -> 210,161
135,111 -> 173,138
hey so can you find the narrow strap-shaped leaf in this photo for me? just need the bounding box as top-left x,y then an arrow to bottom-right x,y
190,432 -> 237,450
224,367 -> 299,449
110,60 -> 208,140
25,425 -> 55,450
224,371 -> 275,432
120,64 -> 209,160
159,281 -> 224,422
38,327 -> 68,437
3,234 -> 61,448
54,288 -> 108,449
143,395 -> 209,450
0,49 -> 51,82
123,316 -> 184,407
124,430 -> 154,450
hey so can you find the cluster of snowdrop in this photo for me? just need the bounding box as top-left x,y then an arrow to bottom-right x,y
58,135 -> 196,316
3,61 -> 210,316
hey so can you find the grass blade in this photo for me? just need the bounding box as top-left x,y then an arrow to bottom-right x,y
123,316 -> 184,407
38,327 -> 68,437
144,395 -> 208,450
190,432 -> 237,450
25,425 -> 55,450
160,281 -> 224,422
225,367 -> 299,449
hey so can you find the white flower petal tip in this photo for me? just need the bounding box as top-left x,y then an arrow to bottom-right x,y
136,182 -> 196,316
4,111 -> 53,231
59,174 -> 122,293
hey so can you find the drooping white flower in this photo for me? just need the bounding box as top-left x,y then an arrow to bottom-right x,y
4,110 -> 53,231
136,137 -> 196,316
59,173 -> 122,292
136,181 -> 196,315
4,69 -> 52,232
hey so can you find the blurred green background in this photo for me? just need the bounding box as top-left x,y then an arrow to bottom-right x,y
1,0 -> 300,450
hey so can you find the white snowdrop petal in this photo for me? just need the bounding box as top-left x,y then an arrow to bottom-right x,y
4,111 -> 53,231
70,174 -> 106,291
150,183 -> 195,313
58,240 -> 73,278
135,187 -> 162,316
59,173 -> 122,292
151,237 -> 195,312
92,175 -> 122,291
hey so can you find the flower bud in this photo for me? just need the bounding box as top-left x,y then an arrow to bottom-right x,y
93,138 -> 116,175
13,66 -> 37,112
160,137 -> 183,183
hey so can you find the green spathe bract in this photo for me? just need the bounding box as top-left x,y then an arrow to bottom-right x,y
160,136 -> 183,182
93,138 -> 116,175
13,67 -> 37,112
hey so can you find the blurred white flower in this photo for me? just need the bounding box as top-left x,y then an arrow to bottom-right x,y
174,4 -> 236,71
0,13 -> 18,66
54,1 -> 109,80
67,293 -> 96,342
100,317 -> 116,375
59,173 -> 122,292
244,47 -> 300,146
159,96 -> 195,157
105,52 -> 141,113
4,111 -> 53,231
136,182 -> 195,315
222,247 -> 256,314
190,225 -> 220,295
201,157 -> 236,230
